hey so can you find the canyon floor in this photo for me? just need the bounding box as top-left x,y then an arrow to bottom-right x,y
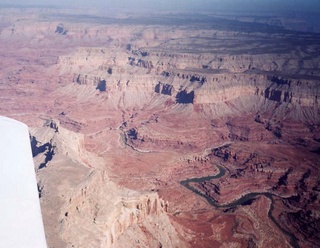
0,7 -> 319,248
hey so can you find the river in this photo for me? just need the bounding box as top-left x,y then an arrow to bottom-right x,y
180,165 -> 299,248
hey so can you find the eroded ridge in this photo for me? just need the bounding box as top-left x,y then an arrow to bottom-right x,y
0,7 -> 319,248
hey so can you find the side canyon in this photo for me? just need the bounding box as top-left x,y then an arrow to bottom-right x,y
0,7 -> 319,248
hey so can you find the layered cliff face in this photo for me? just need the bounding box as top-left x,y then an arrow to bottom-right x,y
61,171 -> 182,248
2,12 -> 318,117
30,120 -> 184,248
0,8 -> 320,248
49,20 -> 320,120
56,45 -> 319,123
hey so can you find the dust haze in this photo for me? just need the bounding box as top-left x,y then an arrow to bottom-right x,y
2,0 -> 320,13
0,0 -> 319,248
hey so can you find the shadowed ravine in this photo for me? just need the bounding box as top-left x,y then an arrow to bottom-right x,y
1,6 -> 319,247
180,165 -> 300,248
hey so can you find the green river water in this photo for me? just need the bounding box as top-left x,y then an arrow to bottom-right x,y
180,165 -> 299,248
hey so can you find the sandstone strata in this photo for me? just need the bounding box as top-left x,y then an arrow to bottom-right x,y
0,7 -> 319,248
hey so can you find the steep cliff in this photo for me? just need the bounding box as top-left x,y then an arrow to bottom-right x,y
55,43 -> 319,122
61,171 -> 183,248
1,8 -> 320,248
30,120 -> 184,248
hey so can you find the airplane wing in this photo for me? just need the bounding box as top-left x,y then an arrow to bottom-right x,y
0,116 -> 47,248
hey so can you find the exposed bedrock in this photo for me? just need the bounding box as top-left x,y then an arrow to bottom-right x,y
29,119 -> 185,248
30,119 -> 86,166
55,45 -> 319,121
1,11 -> 320,248
155,82 -> 173,95
61,171 -> 183,248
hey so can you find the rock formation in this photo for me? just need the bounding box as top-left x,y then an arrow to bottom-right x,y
0,7 -> 319,248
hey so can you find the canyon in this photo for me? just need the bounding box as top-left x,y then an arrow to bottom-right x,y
0,7 -> 319,248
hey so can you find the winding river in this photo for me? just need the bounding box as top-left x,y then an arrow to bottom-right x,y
180,165 -> 299,248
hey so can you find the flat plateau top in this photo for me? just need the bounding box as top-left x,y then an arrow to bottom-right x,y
0,116 -> 47,248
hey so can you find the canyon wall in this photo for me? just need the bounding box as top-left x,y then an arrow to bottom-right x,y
30,120 -> 184,248
61,171 -> 182,248
1,9 -> 319,248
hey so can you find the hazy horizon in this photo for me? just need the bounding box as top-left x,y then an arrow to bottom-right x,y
1,0 -> 320,13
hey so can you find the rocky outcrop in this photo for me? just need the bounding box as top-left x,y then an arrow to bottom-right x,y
75,74 -> 104,86
155,82 -> 174,95
30,119 -> 86,169
54,44 -> 319,120
29,119 -> 185,248
61,171 -> 182,248
1,8 -> 320,248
